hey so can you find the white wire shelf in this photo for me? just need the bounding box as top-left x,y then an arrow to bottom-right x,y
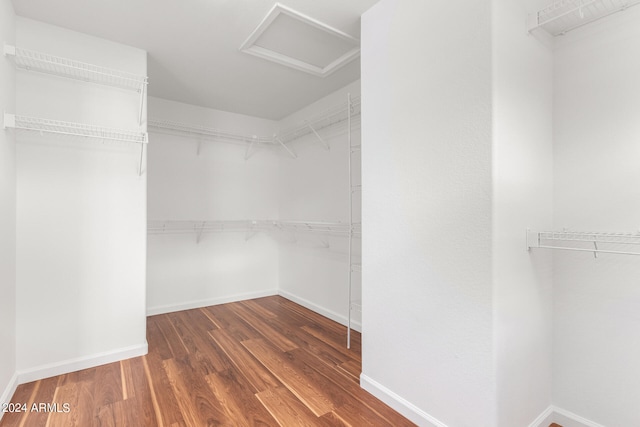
4,44 -> 148,92
278,96 -> 362,145
148,118 -> 274,145
148,220 -> 353,236
148,96 -> 361,158
4,113 -> 148,144
527,229 -> 640,256
528,0 -> 640,36
274,221 -> 352,235
148,220 -> 273,234
148,118 -> 297,159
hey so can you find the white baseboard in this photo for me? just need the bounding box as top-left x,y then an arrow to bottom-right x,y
17,342 -> 148,385
146,289 -> 278,316
529,405 -> 606,427
528,405 -> 555,427
277,289 -> 362,332
552,407 -> 606,427
0,371 -> 19,421
360,373 -> 448,427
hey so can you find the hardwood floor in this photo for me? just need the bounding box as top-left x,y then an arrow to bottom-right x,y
0,296 -> 415,426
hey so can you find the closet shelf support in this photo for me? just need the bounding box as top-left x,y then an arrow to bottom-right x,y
306,121 -> 330,150
274,136 -> 297,159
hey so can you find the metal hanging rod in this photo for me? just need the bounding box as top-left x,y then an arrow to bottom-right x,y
528,0 -> 640,36
527,229 -> 640,257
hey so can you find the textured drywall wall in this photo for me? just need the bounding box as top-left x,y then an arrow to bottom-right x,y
276,80 -> 361,329
552,7 -> 640,426
361,0 -> 495,425
146,96 -> 280,313
0,0 -> 17,415
15,17 -> 148,378
492,0 -> 554,426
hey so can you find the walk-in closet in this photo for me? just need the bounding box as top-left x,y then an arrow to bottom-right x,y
1,0 -> 640,426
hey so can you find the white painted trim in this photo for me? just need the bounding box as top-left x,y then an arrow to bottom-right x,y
146,289 -> 278,316
239,3 -> 360,77
528,405 -> 606,427
552,406 -> 606,427
17,342 -> 148,384
528,405 -> 554,427
0,371 -> 19,420
360,373 -> 448,427
277,289 -> 362,332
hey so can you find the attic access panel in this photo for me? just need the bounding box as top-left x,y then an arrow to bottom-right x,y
239,3 -> 360,77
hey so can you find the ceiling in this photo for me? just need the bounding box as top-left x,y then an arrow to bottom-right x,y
10,0 -> 378,120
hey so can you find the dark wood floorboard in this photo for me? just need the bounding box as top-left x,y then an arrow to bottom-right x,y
0,295 -> 414,426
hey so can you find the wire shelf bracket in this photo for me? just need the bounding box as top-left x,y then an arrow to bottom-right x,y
526,229 -> 640,257
274,136 -> 297,159
528,0 -> 640,36
306,121 -> 330,150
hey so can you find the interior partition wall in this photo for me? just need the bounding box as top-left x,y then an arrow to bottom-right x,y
0,0 -> 17,412
361,0 -> 640,426
13,17 -> 148,383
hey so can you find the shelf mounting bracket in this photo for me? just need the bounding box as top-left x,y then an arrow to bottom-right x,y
274,136 -> 297,159
196,221 -> 206,243
245,136 -> 257,160
306,121 -> 329,150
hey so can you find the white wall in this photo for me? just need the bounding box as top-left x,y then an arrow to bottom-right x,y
147,97 -> 280,314
361,1 -> 495,425
492,0 -> 554,426
552,8 -> 640,426
15,18 -> 148,381
0,0 -> 17,414
276,80 -> 361,329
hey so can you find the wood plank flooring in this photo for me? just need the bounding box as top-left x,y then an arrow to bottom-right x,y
0,296 -> 415,427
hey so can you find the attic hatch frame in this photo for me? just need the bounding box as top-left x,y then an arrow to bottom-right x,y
239,3 -> 360,78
